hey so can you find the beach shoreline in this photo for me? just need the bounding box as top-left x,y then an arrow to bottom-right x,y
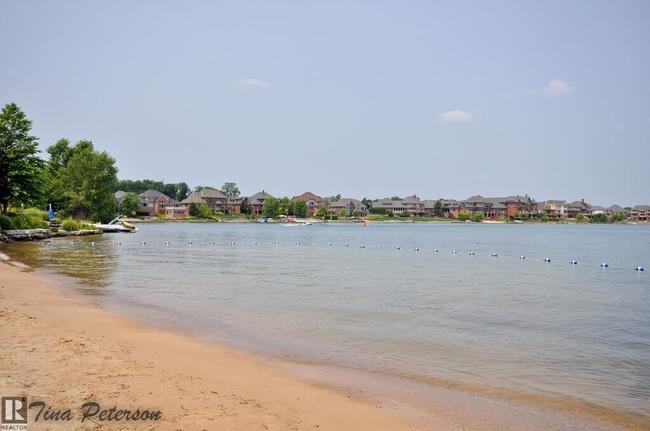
0,261 -> 435,430
0,255 -> 646,431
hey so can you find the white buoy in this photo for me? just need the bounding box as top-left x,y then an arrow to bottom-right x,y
379,245 -> 382,249
635,267 -> 645,271
275,241 -> 279,246
254,241 -> 258,245
544,258 -> 551,263
328,242 -> 332,246
345,243 -> 349,247
452,250 -> 457,254
117,241 -> 122,246
415,247 -> 420,251
210,241 -> 214,245
469,251 -> 475,255
491,253 -> 498,257
601,262 -> 608,268
91,242 -> 95,246
434,249 -> 439,253
188,241 -> 192,245
165,241 -> 170,246
141,241 -> 146,246
230,241 -> 236,245
360,245 -> 365,248
296,241 -> 300,245
70,241 -> 75,246
571,260 -> 578,265
396,246 -> 401,250
520,256 -> 526,260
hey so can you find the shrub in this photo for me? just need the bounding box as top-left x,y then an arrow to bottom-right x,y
0,214 -> 12,230
369,207 -> 387,215
458,212 -> 471,221
61,219 -> 80,231
472,213 -> 484,222
80,223 -> 96,230
11,215 -> 48,229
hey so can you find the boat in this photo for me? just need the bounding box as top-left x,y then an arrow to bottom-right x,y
95,216 -> 138,233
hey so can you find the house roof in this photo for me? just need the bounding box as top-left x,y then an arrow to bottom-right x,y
402,195 -> 421,204
139,189 -> 167,199
294,192 -> 324,202
249,191 -> 274,204
330,198 -> 366,209
181,192 -> 207,205
607,204 -> 624,211
115,191 -> 126,200
633,205 -> 650,210
198,187 -> 226,199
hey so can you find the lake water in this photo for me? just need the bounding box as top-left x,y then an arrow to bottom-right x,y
3,222 -> 649,424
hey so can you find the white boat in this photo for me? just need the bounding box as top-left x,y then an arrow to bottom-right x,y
95,217 -> 137,233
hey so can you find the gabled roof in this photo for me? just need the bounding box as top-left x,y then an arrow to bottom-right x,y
402,195 -> 422,204
607,204 -> 624,211
115,190 -> 126,200
633,204 -> 650,210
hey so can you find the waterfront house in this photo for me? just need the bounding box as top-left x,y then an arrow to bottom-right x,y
631,205 -> 650,222
293,192 -> 326,216
539,200 -> 567,218
138,189 -> 173,216
372,198 -> 406,215
566,199 -> 592,218
605,205 -> 628,218
181,187 -> 228,213
164,199 -> 188,219
225,196 -> 245,214
248,191 -> 274,215
329,198 -> 368,217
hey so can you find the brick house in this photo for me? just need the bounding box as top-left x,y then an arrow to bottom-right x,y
631,205 -> 650,222
138,189 -> 173,215
164,200 -> 188,219
181,187 -> 228,213
248,191 -> 274,215
329,198 -> 368,217
293,192 -> 326,216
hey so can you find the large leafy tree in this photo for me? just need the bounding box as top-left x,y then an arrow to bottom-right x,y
49,140 -> 118,222
292,200 -> 308,218
239,197 -> 251,214
120,192 -> 140,216
262,196 -> 279,218
221,182 -> 240,198
0,103 -> 44,213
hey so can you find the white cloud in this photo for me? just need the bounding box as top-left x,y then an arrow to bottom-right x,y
236,78 -> 271,88
543,80 -> 575,95
437,110 -> 475,123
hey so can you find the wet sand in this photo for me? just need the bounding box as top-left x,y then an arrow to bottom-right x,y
0,258 -> 646,430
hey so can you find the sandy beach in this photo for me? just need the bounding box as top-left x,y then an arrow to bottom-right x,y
0,261 -> 433,430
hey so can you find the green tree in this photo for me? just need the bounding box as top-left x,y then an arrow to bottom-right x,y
189,202 -> 213,218
50,140 -> 118,222
221,182 -> 240,198
337,207 -> 347,217
278,197 -> 291,215
292,200 -> 308,218
433,199 -> 443,217
262,196 -> 279,218
239,197 -> 251,214
361,198 -> 373,209
316,205 -> 329,218
120,192 -> 140,216
591,213 -> 608,223
458,212 -> 470,221
575,213 -> 586,223
175,182 -> 190,201
472,213 -> 484,222
0,103 -> 44,213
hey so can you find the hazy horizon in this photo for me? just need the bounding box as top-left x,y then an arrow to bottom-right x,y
1,1 -> 648,206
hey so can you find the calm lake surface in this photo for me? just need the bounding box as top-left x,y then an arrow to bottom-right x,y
3,222 -> 649,420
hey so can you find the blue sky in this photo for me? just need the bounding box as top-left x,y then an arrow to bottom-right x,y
1,1 -> 648,205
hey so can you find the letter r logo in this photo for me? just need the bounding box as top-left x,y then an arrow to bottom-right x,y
1,397 -> 27,424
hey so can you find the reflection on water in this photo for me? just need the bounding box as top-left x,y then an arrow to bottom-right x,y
1,234 -> 116,294
2,222 -> 649,423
